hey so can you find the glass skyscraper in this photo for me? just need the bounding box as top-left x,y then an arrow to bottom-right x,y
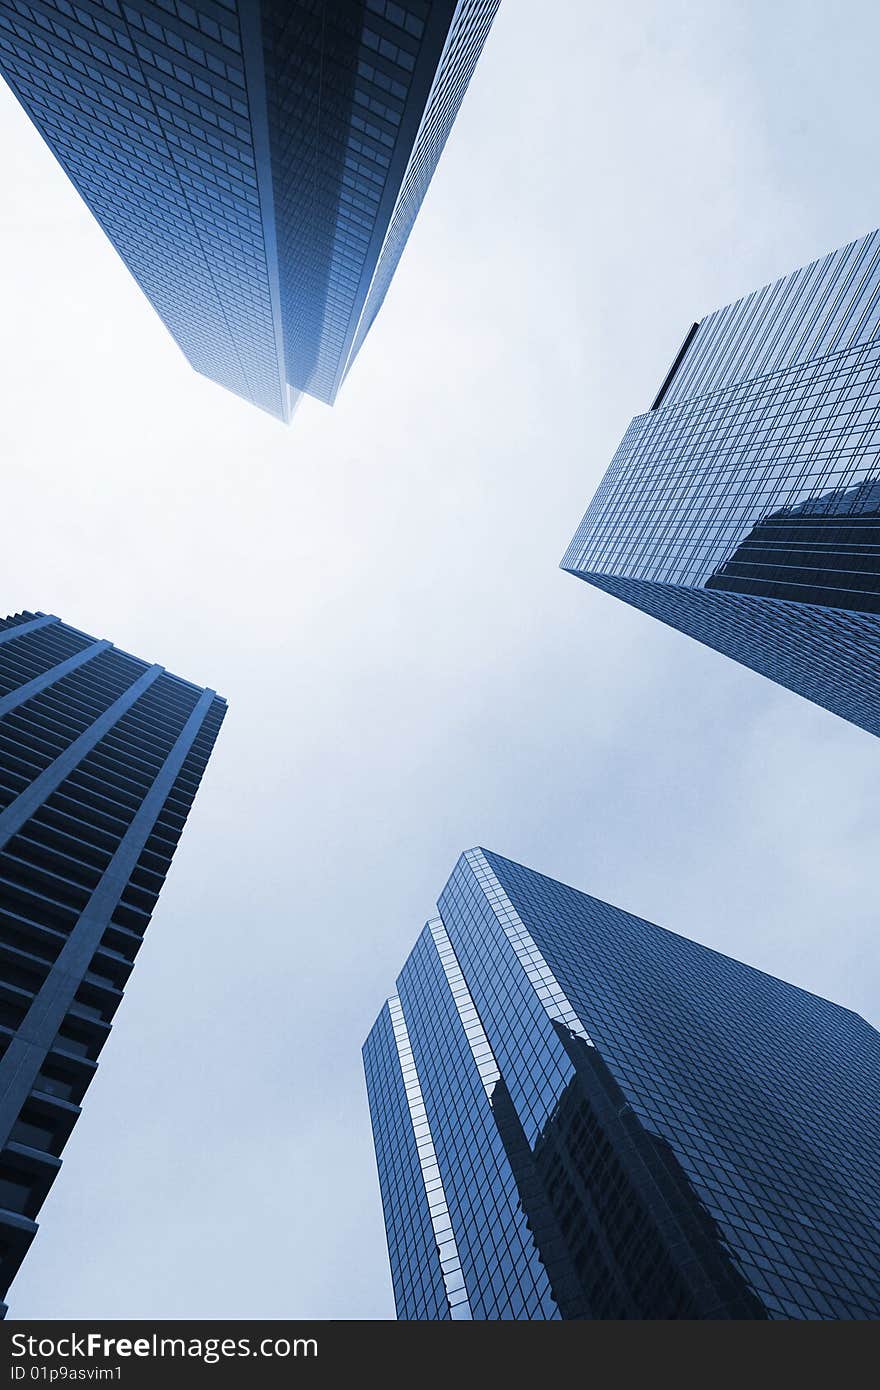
562,228 -> 880,737
363,848 -> 880,1320
0,610 -> 225,1315
0,0 -> 498,420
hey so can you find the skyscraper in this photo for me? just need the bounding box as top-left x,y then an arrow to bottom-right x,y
0,0 -> 498,420
363,847 -> 880,1320
0,610 -> 225,1315
562,228 -> 880,737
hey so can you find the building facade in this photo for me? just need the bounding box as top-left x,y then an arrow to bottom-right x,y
562,228 -> 880,736
364,848 -> 880,1319
0,610 -> 225,1314
0,0 -> 498,419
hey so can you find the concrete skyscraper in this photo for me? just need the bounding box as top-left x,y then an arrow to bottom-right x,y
0,0 -> 499,419
0,611 -> 225,1314
364,848 -> 880,1319
563,228 -> 880,736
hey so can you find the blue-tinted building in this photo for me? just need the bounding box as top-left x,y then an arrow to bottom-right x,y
0,0 -> 498,420
562,229 -> 880,736
364,848 -> 880,1319
0,610 -> 225,1315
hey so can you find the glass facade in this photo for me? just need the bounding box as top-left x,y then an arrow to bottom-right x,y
562,228 -> 880,736
0,0 -> 498,419
364,848 -> 880,1319
0,610 -> 225,1316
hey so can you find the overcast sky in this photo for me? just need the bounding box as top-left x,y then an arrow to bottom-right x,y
1,0 -> 878,1320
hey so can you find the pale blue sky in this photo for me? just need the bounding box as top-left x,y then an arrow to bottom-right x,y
0,0 -> 877,1319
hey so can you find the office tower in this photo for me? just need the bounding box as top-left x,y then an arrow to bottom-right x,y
562,228 -> 880,737
363,848 -> 880,1320
0,0 -> 499,420
0,611 -> 225,1315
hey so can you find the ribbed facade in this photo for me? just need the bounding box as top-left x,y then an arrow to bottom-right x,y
0,610 -> 225,1315
562,228 -> 880,736
364,849 -> 880,1320
0,0 -> 498,419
